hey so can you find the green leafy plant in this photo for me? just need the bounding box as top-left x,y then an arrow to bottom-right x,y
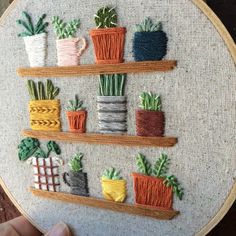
69,152 -> 83,172
99,74 -> 126,96
17,11 -> 49,37
139,92 -> 161,111
67,95 -> 85,111
27,80 -> 60,100
52,16 -> 81,39
94,7 -> 117,28
18,138 -> 61,161
102,167 -> 122,180
135,153 -> 184,200
135,17 -> 162,32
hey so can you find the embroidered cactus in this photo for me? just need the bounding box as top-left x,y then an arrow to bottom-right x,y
17,11 -> 49,37
139,92 -> 161,111
94,7 -> 117,28
27,80 -> 60,100
135,17 -> 162,32
52,16 -> 81,39
102,167 -> 122,180
99,74 -> 126,96
69,152 -> 84,172
67,95 -> 85,111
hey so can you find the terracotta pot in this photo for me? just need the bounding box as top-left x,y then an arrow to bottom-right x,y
66,111 -> 87,133
97,96 -> 127,134
101,179 -> 127,203
136,110 -> 165,137
90,27 -> 126,64
132,173 -> 173,210
63,171 -> 89,197
29,100 -> 61,131
56,38 -> 87,66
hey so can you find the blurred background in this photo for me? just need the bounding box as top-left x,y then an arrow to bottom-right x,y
0,0 -> 235,235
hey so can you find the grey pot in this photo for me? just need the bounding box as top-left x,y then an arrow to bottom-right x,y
63,171 -> 89,197
97,96 -> 127,134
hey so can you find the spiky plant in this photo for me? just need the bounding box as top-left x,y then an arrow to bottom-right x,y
139,92 -> 161,111
135,17 -> 162,32
99,74 -> 126,96
17,11 -> 49,37
52,16 -> 81,39
153,153 -> 170,177
27,80 -> 60,100
102,167 -> 122,180
69,152 -> 83,172
67,95 -> 85,111
136,153 -> 152,176
94,7 -> 117,28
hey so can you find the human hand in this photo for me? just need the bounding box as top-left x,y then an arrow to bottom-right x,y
0,216 -> 72,236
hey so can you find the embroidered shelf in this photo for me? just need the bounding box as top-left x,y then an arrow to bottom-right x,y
30,188 -> 179,220
17,60 -> 177,77
22,130 -> 178,147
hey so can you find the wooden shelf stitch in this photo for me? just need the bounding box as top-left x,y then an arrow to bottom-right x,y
17,60 -> 177,77
22,130 -> 178,147
30,188 -> 179,220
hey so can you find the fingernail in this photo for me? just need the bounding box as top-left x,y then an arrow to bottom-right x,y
45,222 -> 71,236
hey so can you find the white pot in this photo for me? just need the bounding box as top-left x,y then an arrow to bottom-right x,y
27,156 -> 63,192
23,33 -> 47,67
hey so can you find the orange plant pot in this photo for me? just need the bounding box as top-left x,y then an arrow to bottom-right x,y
90,27 -> 126,64
132,173 -> 173,210
66,111 -> 87,133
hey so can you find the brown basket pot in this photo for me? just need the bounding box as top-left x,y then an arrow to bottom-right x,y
90,27 -> 126,64
136,110 -> 165,137
66,111 -> 87,133
132,173 -> 173,210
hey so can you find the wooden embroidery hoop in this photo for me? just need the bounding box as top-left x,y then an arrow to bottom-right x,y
0,0 -> 236,235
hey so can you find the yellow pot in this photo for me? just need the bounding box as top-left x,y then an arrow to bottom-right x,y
101,179 -> 127,203
29,100 -> 61,131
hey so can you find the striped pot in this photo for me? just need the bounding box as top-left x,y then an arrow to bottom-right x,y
97,96 -> 127,134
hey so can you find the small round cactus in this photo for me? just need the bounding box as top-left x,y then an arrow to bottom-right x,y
94,7 -> 117,28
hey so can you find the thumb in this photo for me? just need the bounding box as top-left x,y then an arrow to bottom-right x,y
45,222 -> 72,236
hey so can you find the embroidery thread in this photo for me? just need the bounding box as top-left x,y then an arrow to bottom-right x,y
90,7 -> 126,64
27,79 -> 61,131
52,16 -> 87,66
17,12 -> 49,67
101,167 -> 127,203
136,92 -> 165,136
133,18 -> 168,61
66,95 -> 87,133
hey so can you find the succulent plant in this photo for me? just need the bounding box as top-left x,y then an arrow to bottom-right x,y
135,17 -> 162,32
99,74 -> 126,96
27,79 -> 60,100
102,167 -> 122,180
69,152 -> 84,172
135,153 -> 184,200
18,138 -> 61,160
94,7 -> 117,28
52,16 -> 81,39
139,92 -> 161,111
17,11 -> 49,37
67,95 -> 85,111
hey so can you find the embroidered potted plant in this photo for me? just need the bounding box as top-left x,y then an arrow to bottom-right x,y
52,16 -> 87,66
132,153 -> 183,210
17,11 -> 49,67
136,92 -> 165,136
97,74 -> 127,133
66,95 -> 87,133
133,17 -> 168,61
90,6 -> 126,64
63,152 -> 89,197
18,138 -> 63,192
101,167 -> 126,203
27,79 -> 61,131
